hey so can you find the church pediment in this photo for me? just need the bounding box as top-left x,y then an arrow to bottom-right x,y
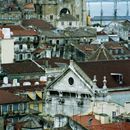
48,67 -> 94,95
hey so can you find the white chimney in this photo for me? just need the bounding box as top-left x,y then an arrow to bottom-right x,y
13,79 -> 18,86
3,77 -> 8,84
2,28 -> 11,39
40,76 -> 47,82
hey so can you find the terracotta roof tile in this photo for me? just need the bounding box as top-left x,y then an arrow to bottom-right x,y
77,60 -> 130,88
2,58 -> 69,75
0,25 -> 38,36
24,3 -> 35,10
72,114 -> 130,130
2,60 -> 45,74
12,29 -> 38,36
72,114 -> 101,128
0,90 -> 26,104
22,18 -> 55,31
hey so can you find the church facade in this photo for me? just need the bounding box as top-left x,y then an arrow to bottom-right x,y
18,0 -> 87,26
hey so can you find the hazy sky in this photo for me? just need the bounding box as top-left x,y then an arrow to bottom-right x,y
87,1 -> 130,17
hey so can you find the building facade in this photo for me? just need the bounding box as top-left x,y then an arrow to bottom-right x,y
19,0 -> 87,27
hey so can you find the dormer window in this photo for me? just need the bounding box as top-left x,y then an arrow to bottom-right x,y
88,118 -> 93,126
111,73 -> 123,85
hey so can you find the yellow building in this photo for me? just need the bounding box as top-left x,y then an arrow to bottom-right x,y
27,91 -> 43,113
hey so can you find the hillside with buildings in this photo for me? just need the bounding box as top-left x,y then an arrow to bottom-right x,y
0,0 -> 130,130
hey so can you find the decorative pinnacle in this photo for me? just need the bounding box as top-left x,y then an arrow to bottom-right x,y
93,75 -> 97,85
103,76 -> 107,89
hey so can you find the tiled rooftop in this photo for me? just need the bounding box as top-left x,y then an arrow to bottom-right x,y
0,90 -> 26,104
77,60 -> 130,88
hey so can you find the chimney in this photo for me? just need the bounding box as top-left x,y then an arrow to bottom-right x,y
2,28 -> 11,39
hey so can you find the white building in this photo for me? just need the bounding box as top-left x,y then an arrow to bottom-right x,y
0,28 -> 14,64
56,14 -> 80,30
44,60 -> 110,116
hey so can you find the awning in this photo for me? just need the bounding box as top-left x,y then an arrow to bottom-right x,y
36,91 -> 42,99
27,92 -> 36,100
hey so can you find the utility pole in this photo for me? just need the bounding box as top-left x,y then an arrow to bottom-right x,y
114,0 -> 117,21
100,0 -> 103,26
87,1 -> 90,16
81,0 -> 87,26
126,0 -> 129,17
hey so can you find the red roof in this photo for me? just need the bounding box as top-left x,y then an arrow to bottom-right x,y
22,18 -> 55,31
2,58 -> 69,75
0,90 -> 26,104
24,3 -> 34,10
2,60 -> 45,74
72,114 -> 130,130
0,25 -> 38,36
72,113 -> 101,128
12,29 -> 38,36
77,60 -> 130,88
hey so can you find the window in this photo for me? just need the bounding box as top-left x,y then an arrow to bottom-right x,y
112,111 -> 116,117
68,77 -> 74,85
19,103 -> 24,111
8,104 -> 12,112
56,40 -> 59,44
50,40 -> 52,44
65,40 -> 68,43
88,118 -> 93,126
27,37 -> 30,41
76,14 -> 79,19
19,37 -> 22,41
27,53 -> 31,59
19,44 -> 23,50
34,102 -> 38,111
61,22 -> 64,25
19,54 -> 23,60
50,15 -> 53,20
69,22 -> 72,26
27,44 -> 30,49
